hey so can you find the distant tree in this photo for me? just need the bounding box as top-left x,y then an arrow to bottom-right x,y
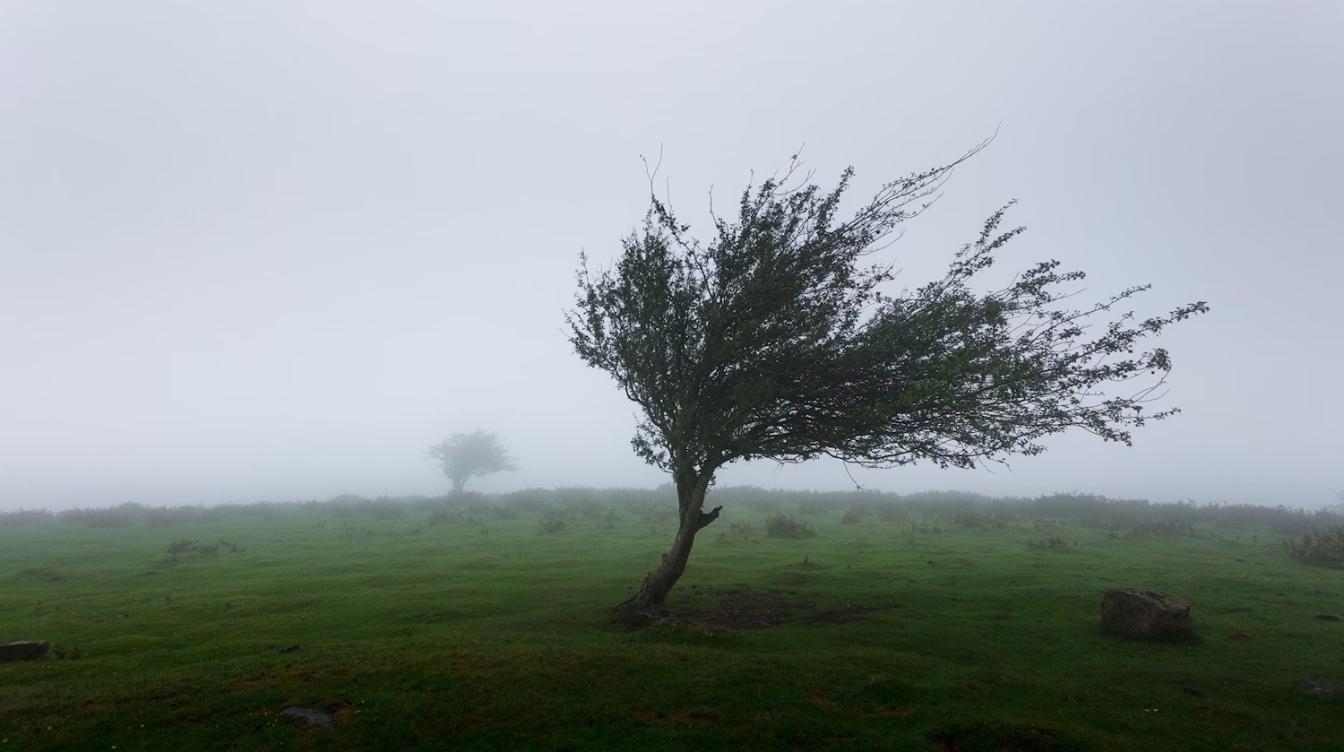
568,148 -> 1207,619
426,430 -> 515,494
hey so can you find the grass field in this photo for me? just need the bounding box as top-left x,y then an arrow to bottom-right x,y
2,492 -> 1342,751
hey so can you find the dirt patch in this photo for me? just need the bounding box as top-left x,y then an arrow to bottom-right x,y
680,588 -> 810,629
807,605 -> 877,625
655,588 -> 879,630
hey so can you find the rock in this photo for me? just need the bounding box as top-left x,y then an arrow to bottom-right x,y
0,641 -> 49,662
279,644 -> 300,653
281,707 -> 334,729
1100,589 -> 1193,640
1299,680 -> 1340,695
1314,614 -> 1342,622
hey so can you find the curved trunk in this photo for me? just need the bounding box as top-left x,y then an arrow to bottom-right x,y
615,471 -> 715,621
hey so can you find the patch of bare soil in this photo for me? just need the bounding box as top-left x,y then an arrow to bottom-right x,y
679,588 -> 811,629
806,604 -> 877,625
658,588 -> 880,630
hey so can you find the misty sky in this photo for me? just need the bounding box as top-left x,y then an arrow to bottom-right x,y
2,2 -> 1341,510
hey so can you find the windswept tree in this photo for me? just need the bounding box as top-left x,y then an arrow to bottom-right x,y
427,429 -> 515,494
568,148 -> 1207,619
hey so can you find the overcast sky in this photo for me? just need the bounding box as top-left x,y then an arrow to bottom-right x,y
1,1 -> 1340,510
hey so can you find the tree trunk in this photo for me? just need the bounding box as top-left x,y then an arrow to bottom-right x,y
452,476 -> 466,494
614,471 -> 714,621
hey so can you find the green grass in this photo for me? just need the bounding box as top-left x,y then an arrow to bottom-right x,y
2,503 -> 1341,751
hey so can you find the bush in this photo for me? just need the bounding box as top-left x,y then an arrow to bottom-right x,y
1027,537 -> 1070,549
0,509 -> 53,527
166,539 -> 218,561
539,507 -> 568,534
765,513 -> 816,539
429,509 -> 464,526
14,485 -> 1344,538
797,498 -> 830,515
60,504 -> 143,528
876,504 -> 909,522
949,509 -> 1013,529
716,520 -> 758,544
841,505 -> 870,525
144,507 -> 198,527
1283,527 -> 1344,569
373,505 -> 406,520
1122,520 -> 1196,538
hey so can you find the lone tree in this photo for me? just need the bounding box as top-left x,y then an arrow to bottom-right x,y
427,429 -> 515,494
568,149 -> 1207,619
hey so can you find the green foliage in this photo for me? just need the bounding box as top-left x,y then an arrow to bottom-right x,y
426,429 -> 516,493
9,489 -> 1342,538
949,509 -> 1013,528
715,520 -> 757,544
840,505 -> 870,525
1123,520 -> 1197,538
539,507 -> 568,534
0,508 -> 53,526
764,513 -> 816,539
165,538 -> 216,560
1283,526 -> 1344,569
566,147 -> 1207,609
568,149 -> 1208,481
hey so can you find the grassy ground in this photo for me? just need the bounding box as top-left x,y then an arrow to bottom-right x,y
1,499 -> 1341,751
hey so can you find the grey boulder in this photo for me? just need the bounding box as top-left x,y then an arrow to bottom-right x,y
282,707 -> 334,729
1101,589 -> 1193,640
0,641 -> 49,662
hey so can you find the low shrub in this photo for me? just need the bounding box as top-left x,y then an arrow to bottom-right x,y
217,539 -> 244,553
60,504 -> 143,528
716,520 -> 758,544
166,539 -> 218,561
949,509 -> 1013,529
765,513 -> 816,539
539,507 -> 568,534
0,509 -> 53,527
429,510 -> 464,526
841,505 -> 870,525
1027,537 -> 1070,549
373,505 -> 406,520
1123,520 -> 1196,538
569,500 -> 605,520
877,505 -> 909,522
1283,527 -> 1344,569
797,498 -> 830,515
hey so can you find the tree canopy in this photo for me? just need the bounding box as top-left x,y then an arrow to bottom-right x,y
426,429 -> 515,494
568,149 -> 1207,617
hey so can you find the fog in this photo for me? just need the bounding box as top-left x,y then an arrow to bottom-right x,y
1,2 -> 1340,510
